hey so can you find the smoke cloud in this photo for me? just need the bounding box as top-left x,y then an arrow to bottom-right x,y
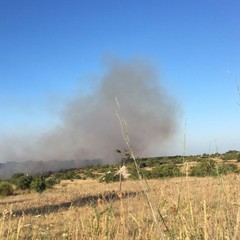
0,58 -> 179,176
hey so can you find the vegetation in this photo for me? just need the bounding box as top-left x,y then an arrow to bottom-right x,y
30,176 -> 46,193
237,153 -> 240,162
0,181 -> 14,197
218,162 -> 239,175
0,176 -> 239,239
45,177 -> 60,188
15,175 -> 33,190
189,159 -> 239,177
0,150 -> 238,194
151,163 -> 182,178
190,159 -> 217,176
99,170 -> 119,183
221,150 -> 239,160
0,150 -> 239,238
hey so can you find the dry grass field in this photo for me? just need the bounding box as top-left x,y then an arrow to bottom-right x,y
0,174 -> 239,239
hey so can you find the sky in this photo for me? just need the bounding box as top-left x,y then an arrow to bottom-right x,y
0,0 -> 240,161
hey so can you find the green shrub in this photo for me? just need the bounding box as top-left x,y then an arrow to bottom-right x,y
221,150 -> 239,161
45,177 -> 60,188
11,172 -> 25,180
202,153 -> 210,158
83,170 -> 96,179
31,177 -> 46,193
145,158 -> 157,167
127,162 -> 181,179
141,169 -> 153,179
99,171 -> 119,183
16,175 -> 33,190
217,163 -> 238,175
127,164 -> 139,180
190,160 -> 217,176
0,182 -> 14,197
151,164 -> 181,178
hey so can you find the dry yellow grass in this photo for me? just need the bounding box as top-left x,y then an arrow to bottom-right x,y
0,175 -> 239,239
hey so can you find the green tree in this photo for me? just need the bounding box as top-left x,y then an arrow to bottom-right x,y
45,177 -> 60,188
31,176 -> 46,193
16,175 -> 33,190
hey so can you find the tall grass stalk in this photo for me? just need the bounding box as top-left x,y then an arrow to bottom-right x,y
232,72 -> 240,240
203,200 -> 208,240
177,119 -> 188,212
233,206 -> 240,240
115,97 -> 168,239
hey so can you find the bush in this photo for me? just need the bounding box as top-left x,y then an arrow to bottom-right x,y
126,162 -> 181,179
190,160 -> 217,176
217,163 -> 238,175
127,164 -> 139,180
0,182 -> 14,197
151,164 -> 181,178
31,177 -> 46,193
145,158 -> 157,167
99,171 -> 119,183
221,150 -> 239,161
141,169 -> 153,179
83,170 -> 96,179
45,177 -> 60,188
11,172 -> 25,180
16,175 -> 33,190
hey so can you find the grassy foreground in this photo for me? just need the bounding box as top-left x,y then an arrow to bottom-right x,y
0,174 -> 239,239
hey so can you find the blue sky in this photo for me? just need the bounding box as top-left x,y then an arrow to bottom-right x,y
0,0 -> 240,156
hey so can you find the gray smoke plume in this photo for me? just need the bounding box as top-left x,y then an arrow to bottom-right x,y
0,58 -> 179,177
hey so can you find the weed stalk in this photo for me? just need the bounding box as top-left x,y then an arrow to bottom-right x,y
115,97 -> 168,239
